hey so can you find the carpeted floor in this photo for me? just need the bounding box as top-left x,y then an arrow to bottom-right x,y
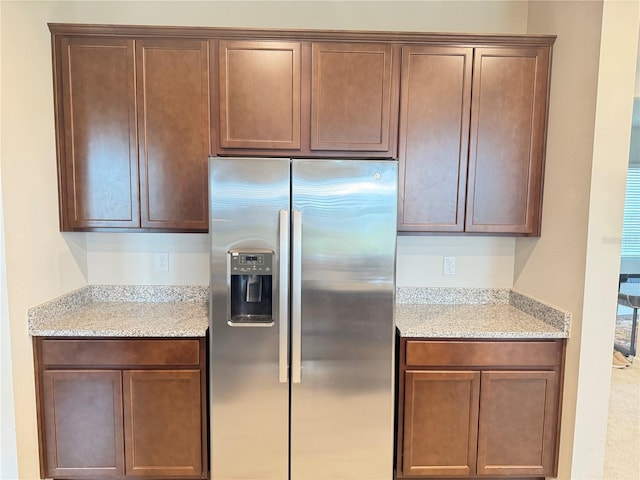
604,357 -> 640,479
615,314 -> 637,354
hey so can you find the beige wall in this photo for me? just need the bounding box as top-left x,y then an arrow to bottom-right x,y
519,2 -> 602,475
1,1 -> 20,469
1,3 -> 89,478
521,1 -> 639,479
86,233 -> 210,285
31,0 -> 529,32
84,233 -> 517,288
397,237 -> 516,288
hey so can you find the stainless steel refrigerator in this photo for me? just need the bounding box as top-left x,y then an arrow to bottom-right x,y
209,157 -> 397,480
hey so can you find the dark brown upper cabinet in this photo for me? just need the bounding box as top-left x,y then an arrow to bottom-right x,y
398,44 -> 551,236
215,39 -> 398,158
53,33 -> 210,232
218,40 -> 302,150
310,42 -> 397,154
50,24 -> 554,235
398,46 -> 473,232
136,39 -> 210,231
57,37 -> 139,230
466,47 -> 550,235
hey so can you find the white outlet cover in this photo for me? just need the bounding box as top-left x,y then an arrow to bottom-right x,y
154,252 -> 169,272
443,256 -> 456,275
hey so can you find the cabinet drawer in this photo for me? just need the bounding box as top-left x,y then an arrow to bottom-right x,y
40,339 -> 200,367
405,340 -> 561,368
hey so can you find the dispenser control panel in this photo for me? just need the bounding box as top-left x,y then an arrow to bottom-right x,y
228,249 -> 274,324
230,251 -> 273,274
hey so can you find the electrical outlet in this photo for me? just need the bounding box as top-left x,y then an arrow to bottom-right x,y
443,256 -> 456,275
154,252 -> 169,272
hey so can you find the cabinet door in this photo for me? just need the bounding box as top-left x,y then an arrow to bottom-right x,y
58,37 -> 139,229
122,370 -> 202,477
219,40 -> 301,150
477,370 -> 558,476
466,47 -> 550,234
41,370 -> 124,477
136,39 -> 210,231
402,370 -> 480,477
311,42 -> 395,153
398,46 -> 472,232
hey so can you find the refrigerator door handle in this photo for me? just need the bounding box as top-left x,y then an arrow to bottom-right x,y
292,209 -> 302,384
279,209 -> 290,383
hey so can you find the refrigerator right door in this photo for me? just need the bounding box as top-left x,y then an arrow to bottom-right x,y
290,159 -> 398,480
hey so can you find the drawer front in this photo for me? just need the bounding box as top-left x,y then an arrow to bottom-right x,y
40,339 -> 200,367
405,340 -> 562,368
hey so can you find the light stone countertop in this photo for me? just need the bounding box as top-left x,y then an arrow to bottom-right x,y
396,303 -> 566,338
395,287 -> 570,339
28,285 -> 208,337
28,285 -> 570,340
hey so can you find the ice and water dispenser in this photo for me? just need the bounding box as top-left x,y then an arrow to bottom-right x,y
228,249 -> 274,324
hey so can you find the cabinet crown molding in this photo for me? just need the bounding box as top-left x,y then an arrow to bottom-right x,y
48,23 -> 556,46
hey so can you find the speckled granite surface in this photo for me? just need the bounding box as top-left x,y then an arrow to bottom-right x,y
29,285 -> 570,339
396,287 -> 570,339
508,290 -> 570,333
28,285 -> 208,337
396,287 -> 511,305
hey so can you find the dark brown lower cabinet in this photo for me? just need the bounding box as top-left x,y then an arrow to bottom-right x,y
123,370 -> 202,477
402,370 -> 480,477
41,370 -> 124,477
34,337 -> 207,480
396,339 -> 565,479
477,371 -> 558,477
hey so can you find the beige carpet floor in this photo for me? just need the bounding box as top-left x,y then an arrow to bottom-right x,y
604,357 -> 640,480
614,314 -> 637,354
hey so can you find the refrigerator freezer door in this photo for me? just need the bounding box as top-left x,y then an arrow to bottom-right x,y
209,157 -> 291,480
290,159 -> 397,480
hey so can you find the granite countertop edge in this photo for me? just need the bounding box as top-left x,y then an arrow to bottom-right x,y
395,287 -> 571,339
28,285 -> 209,338
28,285 -> 571,340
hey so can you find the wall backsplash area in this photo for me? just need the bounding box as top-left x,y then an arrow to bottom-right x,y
396,236 -> 515,288
85,232 -> 210,285
83,232 -> 515,288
